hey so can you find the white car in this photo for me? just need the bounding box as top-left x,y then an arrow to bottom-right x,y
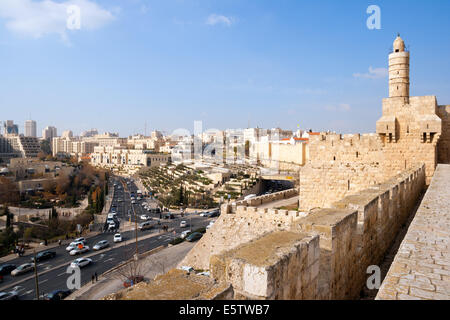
74,237 -> 85,243
93,240 -> 109,250
180,221 -> 188,228
69,245 -> 90,256
180,230 -> 192,239
70,257 -> 92,269
66,241 -> 84,252
140,214 -> 150,220
113,233 -> 122,243
206,221 -> 215,229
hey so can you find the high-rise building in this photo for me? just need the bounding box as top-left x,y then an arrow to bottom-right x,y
25,120 -> 37,137
3,120 -> 19,136
62,130 -> 73,139
42,126 -> 57,140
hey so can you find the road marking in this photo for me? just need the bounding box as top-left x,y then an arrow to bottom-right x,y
104,258 -> 114,262
57,272 -> 66,277
21,290 -> 33,297
40,279 -> 49,284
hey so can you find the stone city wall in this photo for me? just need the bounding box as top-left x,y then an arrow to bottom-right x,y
177,165 -> 425,300
209,231 -> 320,299
376,164 -> 450,300
437,105 -> 450,164
180,189 -> 303,270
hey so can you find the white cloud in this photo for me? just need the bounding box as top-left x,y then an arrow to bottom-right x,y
325,103 -> 351,112
0,0 -> 116,44
206,14 -> 234,26
353,66 -> 388,79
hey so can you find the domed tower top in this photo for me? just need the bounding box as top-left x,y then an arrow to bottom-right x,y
389,34 -> 410,101
393,34 -> 405,52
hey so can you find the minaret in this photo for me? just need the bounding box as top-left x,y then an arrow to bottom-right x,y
388,34 -> 410,103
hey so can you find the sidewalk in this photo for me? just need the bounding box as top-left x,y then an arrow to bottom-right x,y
67,241 -> 196,300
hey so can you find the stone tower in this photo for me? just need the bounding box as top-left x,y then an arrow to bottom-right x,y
377,35 -> 442,183
388,35 -> 410,103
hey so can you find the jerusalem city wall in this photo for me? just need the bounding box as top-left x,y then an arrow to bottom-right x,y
177,166 -> 425,300
376,164 -> 450,300
437,105 -> 450,164
179,188 -> 302,271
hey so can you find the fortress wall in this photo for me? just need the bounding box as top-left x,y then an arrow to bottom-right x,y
210,231 -> 320,300
294,165 -> 425,299
437,105 -> 450,164
377,164 -> 450,300
180,189 -> 303,270
299,162 -> 386,211
307,133 -> 384,164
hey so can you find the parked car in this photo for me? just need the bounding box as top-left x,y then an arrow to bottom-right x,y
66,241 -> 85,252
31,250 -> 56,263
0,264 -> 16,276
11,263 -> 34,276
44,289 -> 72,301
113,233 -> 122,243
206,221 -> 215,229
140,214 -> 151,221
69,245 -> 90,256
93,240 -> 109,251
70,258 -> 92,269
74,237 -> 86,243
180,221 -> 188,228
164,213 -> 175,219
180,230 -> 192,239
185,232 -> 203,242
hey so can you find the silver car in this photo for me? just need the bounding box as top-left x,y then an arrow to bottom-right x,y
93,240 -> 109,251
70,258 -> 92,269
11,263 -> 34,276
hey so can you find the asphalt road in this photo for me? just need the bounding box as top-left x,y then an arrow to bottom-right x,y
0,177 -> 214,300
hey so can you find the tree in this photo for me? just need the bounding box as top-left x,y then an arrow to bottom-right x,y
3,206 -> 12,228
113,248 -> 146,286
40,139 -> 52,155
0,177 -> 20,205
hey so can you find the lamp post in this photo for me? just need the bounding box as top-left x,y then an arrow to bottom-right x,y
33,249 -> 40,300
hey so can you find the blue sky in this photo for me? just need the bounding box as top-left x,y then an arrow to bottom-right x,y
0,0 -> 449,137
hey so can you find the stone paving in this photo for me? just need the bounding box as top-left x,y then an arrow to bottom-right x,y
376,164 -> 450,300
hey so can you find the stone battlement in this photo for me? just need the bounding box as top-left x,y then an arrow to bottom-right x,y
221,188 -> 299,214
376,164 -> 450,300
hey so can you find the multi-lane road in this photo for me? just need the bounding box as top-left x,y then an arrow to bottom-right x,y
0,176 -> 214,300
